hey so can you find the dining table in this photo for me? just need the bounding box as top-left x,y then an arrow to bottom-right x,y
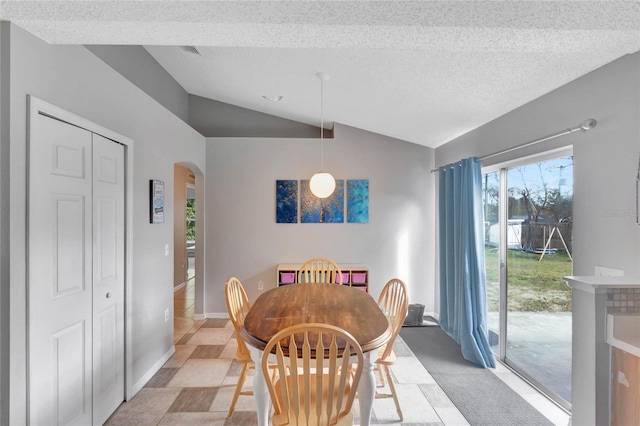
240,282 -> 391,426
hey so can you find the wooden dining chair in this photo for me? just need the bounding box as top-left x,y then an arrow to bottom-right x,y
262,323 -> 364,426
374,278 -> 409,421
224,276 -> 255,417
298,257 -> 345,285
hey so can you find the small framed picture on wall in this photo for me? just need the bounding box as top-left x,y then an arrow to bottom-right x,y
150,179 -> 165,224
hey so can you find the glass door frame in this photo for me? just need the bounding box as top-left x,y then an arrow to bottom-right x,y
482,146 -> 573,412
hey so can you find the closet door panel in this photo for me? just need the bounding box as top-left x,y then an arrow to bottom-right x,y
29,114 -> 93,426
92,133 -> 125,425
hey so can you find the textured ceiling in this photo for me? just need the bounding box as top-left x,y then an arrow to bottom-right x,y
2,1 -> 640,147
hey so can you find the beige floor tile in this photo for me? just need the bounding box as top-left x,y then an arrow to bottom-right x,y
221,372 -> 256,388
186,327 -> 234,345
105,388 -> 182,425
178,308 -> 195,318
418,383 -> 456,408
378,383 -> 441,424
157,412 -> 228,426
392,336 -> 415,357
189,344 -> 225,359
163,345 -> 197,368
174,317 -> 198,335
187,319 -> 206,334
174,333 -> 185,345
174,299 -> 194,312
225,410 -> 259,425
390,356 -> 436,384
104,280 -> 566,426
226,359 -> 254,377
435,406 -> 470,425
210,378 -> 257,413
176,333 -> 194,345
220,338 -> 239,359
168,387 -> 220,412
145,368 -> 180,388
201,318 -> 229,328
166,359 -> 233,387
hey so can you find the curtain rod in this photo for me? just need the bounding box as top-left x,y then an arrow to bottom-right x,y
431,118 -> 597,173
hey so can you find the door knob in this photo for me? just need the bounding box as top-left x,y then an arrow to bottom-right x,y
106,292 -> 112,298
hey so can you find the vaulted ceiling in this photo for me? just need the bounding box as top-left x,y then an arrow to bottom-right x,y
2,1 -> 639,147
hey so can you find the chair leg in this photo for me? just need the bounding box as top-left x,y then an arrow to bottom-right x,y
228,361 -> 252,417
376,364 -> 386,387
383,364 -> 403,422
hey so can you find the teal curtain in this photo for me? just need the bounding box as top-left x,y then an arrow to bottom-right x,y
439,157 -> 495,368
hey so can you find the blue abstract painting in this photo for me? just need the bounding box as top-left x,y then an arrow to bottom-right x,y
276,180 -> 298,223
300,179 -> 344,223
347,179 -> 369,223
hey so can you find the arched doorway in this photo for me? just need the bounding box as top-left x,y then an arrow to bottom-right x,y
173,162 -> 204,323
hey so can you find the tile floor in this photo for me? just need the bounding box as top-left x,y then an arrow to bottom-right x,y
105,267 -> 571,426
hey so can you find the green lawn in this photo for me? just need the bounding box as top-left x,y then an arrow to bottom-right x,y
485,247 -> 573,312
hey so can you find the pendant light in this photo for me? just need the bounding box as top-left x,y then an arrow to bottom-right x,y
309,72 -> 336,199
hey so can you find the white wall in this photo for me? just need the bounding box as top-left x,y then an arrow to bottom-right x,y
2,23 -> 206,424
436,52 -> 640,280
205,123 -> 435,316
0,23 -> 7,426
86,45 -> 190,123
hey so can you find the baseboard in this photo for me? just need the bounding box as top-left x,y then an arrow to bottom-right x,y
204,313 -> 230,319
131,346 -> 176,397
174,282 -> 186,292
193,313 -> 229,320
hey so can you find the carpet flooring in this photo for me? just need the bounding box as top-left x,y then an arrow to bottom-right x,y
400,326 -> 554,426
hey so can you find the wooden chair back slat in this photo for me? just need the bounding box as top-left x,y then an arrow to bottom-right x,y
262,323 -> 364,425
225,277 -> 251,360
377,278 -> 409,361
298,257 -> 345,285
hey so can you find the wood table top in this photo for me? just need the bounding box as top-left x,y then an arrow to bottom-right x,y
240,283 -> 391,353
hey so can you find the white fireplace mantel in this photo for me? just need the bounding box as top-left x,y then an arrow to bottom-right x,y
564,276 -> 640,426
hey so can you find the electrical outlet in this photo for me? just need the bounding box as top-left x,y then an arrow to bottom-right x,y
164,308 -> 170,322
164,244 -> 170,256
258,280 -> 264,290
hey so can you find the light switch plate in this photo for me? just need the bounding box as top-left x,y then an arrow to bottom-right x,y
165,244 -> 170,256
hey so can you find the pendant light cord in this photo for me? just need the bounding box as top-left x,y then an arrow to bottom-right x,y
320,75 -> 325,172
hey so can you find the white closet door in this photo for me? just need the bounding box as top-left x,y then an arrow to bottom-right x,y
29,114 -> 126,425
92,134 -> 125,425
29,114 -> 93,425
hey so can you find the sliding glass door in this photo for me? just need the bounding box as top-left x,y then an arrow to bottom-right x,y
482,150 -> 573,410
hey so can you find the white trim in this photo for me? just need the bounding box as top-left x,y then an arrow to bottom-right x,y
193,314 -> 206,321
174,282 -> 186,292
131,346 -> 175,396
482,146 -> 573,174
27,95 -> 135,402
204,313 -> 230,319
30,97 -> 133,146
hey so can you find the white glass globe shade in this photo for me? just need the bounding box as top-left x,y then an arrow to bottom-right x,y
309,172 -> 336,198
